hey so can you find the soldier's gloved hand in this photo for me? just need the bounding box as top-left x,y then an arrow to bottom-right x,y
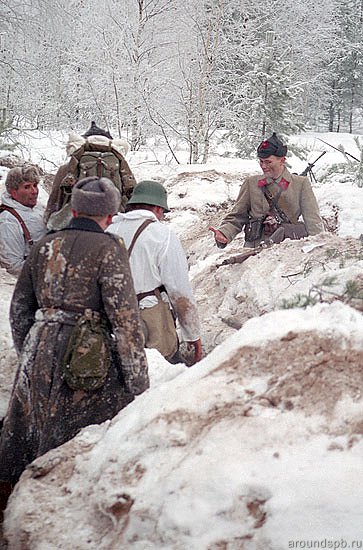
186,338 -> 203,365
208,226 -> 228,248
263,215 -> 279,236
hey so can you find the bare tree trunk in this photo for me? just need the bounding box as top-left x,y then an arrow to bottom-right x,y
349,87 -> 355,134
261,79 -> 268,138
112,74 -> 122,138
191,140 -> 199,163
131,111 -> 141,150
202,135 -> 210,163
328,101 -> 334,132
328,81 -> 335,131
75,67 -> 81,123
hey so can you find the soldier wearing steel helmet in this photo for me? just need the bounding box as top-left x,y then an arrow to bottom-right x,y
108,180 -> 202,366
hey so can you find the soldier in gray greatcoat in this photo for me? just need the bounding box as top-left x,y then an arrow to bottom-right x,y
0,177 -> 149,501
210,133 -> 324,248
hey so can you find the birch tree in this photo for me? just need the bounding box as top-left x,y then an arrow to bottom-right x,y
1,0 -> 362,160
215,0 -> 337,153
325,0 -> 363,132
140,0 -> 225,163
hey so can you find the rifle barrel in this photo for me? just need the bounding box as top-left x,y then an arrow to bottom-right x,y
317,138 -> 360,162
314,151 -> 327,162
299,151 -> 326,176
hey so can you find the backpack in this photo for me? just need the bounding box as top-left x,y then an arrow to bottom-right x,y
77,151 -> 122,193
47,141 -> 126,231
64,140 -> 125,200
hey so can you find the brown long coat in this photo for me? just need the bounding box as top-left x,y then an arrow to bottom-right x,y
0,217 -> 149,484
44,149 -> 136,223
219,167 -> 324,245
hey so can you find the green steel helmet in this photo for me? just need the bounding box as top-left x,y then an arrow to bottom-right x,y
127,180 -> 170,212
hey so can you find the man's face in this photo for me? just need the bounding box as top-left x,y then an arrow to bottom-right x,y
10,181 -> 39,208
259,155 -> 285,179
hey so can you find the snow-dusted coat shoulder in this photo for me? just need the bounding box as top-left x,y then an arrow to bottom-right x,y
218,167 -> 324,243
0,218 -> 149,484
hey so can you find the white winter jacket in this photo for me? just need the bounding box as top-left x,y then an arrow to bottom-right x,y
0,192 -> 47,276
107,209 -> 201,342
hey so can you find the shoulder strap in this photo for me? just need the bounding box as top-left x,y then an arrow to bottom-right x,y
0,205 -> 33,244
261,187 -> 291,224
127,219 -> 155,257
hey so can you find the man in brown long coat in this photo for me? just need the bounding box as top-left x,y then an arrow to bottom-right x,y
210,133 -> 324,248
44,122 -> 136,229
0,176 -> 149,495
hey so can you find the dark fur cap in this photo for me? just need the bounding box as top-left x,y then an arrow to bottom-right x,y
5,165 -> 40,192
82,121 -> 113,140
71,176 -> 120,216
257,132 -> 287,158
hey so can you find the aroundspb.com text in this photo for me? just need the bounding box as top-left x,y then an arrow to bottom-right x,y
288,539 -> 363,549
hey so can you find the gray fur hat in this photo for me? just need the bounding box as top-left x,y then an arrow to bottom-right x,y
71,176 -> 121,216
5,165 -> 40,192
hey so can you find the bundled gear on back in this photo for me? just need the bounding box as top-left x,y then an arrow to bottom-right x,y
45,122 -> 136,230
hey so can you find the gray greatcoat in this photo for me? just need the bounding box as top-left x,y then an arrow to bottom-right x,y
218,167 -> 324,246
0,217 -> 149,484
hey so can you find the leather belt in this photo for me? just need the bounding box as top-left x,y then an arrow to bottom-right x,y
137,285 -> 166,302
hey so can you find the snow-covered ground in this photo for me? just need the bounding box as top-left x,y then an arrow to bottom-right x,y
0,131 -> 362,549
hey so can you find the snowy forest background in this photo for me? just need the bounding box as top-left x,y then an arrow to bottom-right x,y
1,0 -> 363,163
1,2 -> 363,547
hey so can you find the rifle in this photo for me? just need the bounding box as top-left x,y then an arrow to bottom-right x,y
317,138 -> 360,162
217,248 -> 261,267
300,151 -> 327,177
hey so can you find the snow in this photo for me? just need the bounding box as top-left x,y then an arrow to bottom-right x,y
0,131 -> 362,549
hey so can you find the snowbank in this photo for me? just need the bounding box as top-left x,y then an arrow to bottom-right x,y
3,303 -> 363,549
1,131 -> 363,549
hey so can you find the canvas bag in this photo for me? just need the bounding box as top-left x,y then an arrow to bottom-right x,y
127,220 -> 178,360
140,297 -> 178,359
62,309 -> 111,391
